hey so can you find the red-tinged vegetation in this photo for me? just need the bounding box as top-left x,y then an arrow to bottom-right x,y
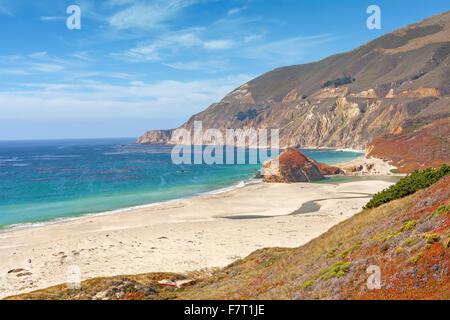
121,291 -> 145,300
263,148 -> 343,182
278,147 -> 309,166
368,118 -> 449,173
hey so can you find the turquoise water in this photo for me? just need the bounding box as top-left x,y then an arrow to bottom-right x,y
0,139 -> 363,231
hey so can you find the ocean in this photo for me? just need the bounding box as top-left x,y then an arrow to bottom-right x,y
0,138 -> 363,231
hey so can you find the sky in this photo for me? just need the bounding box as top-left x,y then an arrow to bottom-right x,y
0,0 -> 448,140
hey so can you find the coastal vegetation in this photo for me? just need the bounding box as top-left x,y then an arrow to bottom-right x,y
321,76 -> 354,88
364,164 -> 449,209
236,109 -> 258,121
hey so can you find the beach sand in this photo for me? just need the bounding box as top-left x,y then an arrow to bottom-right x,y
0,179 -> 394,298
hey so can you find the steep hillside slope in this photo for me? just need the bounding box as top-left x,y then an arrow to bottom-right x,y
178,176 -> 450,300
138,11 -> 450,172
8,173 -> 449,300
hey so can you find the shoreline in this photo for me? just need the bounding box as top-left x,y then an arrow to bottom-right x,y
0,152 -> 396,234
0,177 -> 262,235
0,177 -> 395,298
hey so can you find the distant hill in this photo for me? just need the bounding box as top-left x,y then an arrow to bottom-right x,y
137,11 -> 450,173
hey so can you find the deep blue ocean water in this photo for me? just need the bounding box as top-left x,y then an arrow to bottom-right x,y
0,138 -> 363,231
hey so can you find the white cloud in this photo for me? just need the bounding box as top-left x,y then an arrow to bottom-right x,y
0,68 -> 31,75
164,58 -> 230,72
108,0 -> 201,30
40,16 -> 65,21
28,62 -> 64,73
0,74 -> 253,120
244,34 -> 336,64
114,29 -> 240,62
28,52 -> 48,59
71,51 -> 92,61
204,40 -> 236,50
227,6 -> 247,16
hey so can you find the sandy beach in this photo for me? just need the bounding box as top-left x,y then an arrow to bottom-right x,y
0,177 -> 395,298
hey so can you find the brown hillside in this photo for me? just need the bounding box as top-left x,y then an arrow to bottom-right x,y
137,11 -> 450,173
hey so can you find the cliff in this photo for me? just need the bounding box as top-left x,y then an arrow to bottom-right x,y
137,11 -> 450,172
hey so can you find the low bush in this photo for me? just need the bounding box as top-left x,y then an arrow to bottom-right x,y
364,165 -> 449,209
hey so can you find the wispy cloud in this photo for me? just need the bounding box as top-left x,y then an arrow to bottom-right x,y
112,28 -> 238,62
204,40 -> 236,50
39,16 -> 65,21
227,6 -> 247,16
0,0 -> 14,16
28,62 -> 64,73
164,58 -> 231,72
244,34 -> 337,65
0,74 -> 253,120
108,0 -> 202,30
0,52 -> 89,76
28,52 -> 48,59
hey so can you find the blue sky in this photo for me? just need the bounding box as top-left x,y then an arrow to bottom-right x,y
0,0 -> 448,140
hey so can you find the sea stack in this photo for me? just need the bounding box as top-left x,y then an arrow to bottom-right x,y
263,148 -> 342,183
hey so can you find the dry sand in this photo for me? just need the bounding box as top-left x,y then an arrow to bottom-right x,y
0,179 -> 394,298
336,156 -> 399,176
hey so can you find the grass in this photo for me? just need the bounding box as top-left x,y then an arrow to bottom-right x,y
399,220 -> 417,232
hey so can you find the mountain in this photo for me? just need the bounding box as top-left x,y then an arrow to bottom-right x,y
137,11 -> 450,173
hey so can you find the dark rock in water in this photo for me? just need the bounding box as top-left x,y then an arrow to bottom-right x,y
263,148 -> 341,183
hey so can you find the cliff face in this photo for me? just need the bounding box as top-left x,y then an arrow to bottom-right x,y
137,11 -> 450,172
136,129 -> 172,145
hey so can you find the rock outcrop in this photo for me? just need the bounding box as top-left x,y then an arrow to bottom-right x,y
136,129 -> 173,145
263,148 -> 342,183
137,11 -> 450,172
306,156 -> 344,175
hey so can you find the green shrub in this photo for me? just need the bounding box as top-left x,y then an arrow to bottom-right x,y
301,280 -> 317,290
320,261 -> 352,280
430,204 -> 450,218
236,109 -> 258,121
364,165 -> 449,209
410,254 -> 423,265
399,220 -> 417,232
327,247 -> 338,258
340,245 -> 361,258
423,233 -> 440,244
321,76 -> 354,88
